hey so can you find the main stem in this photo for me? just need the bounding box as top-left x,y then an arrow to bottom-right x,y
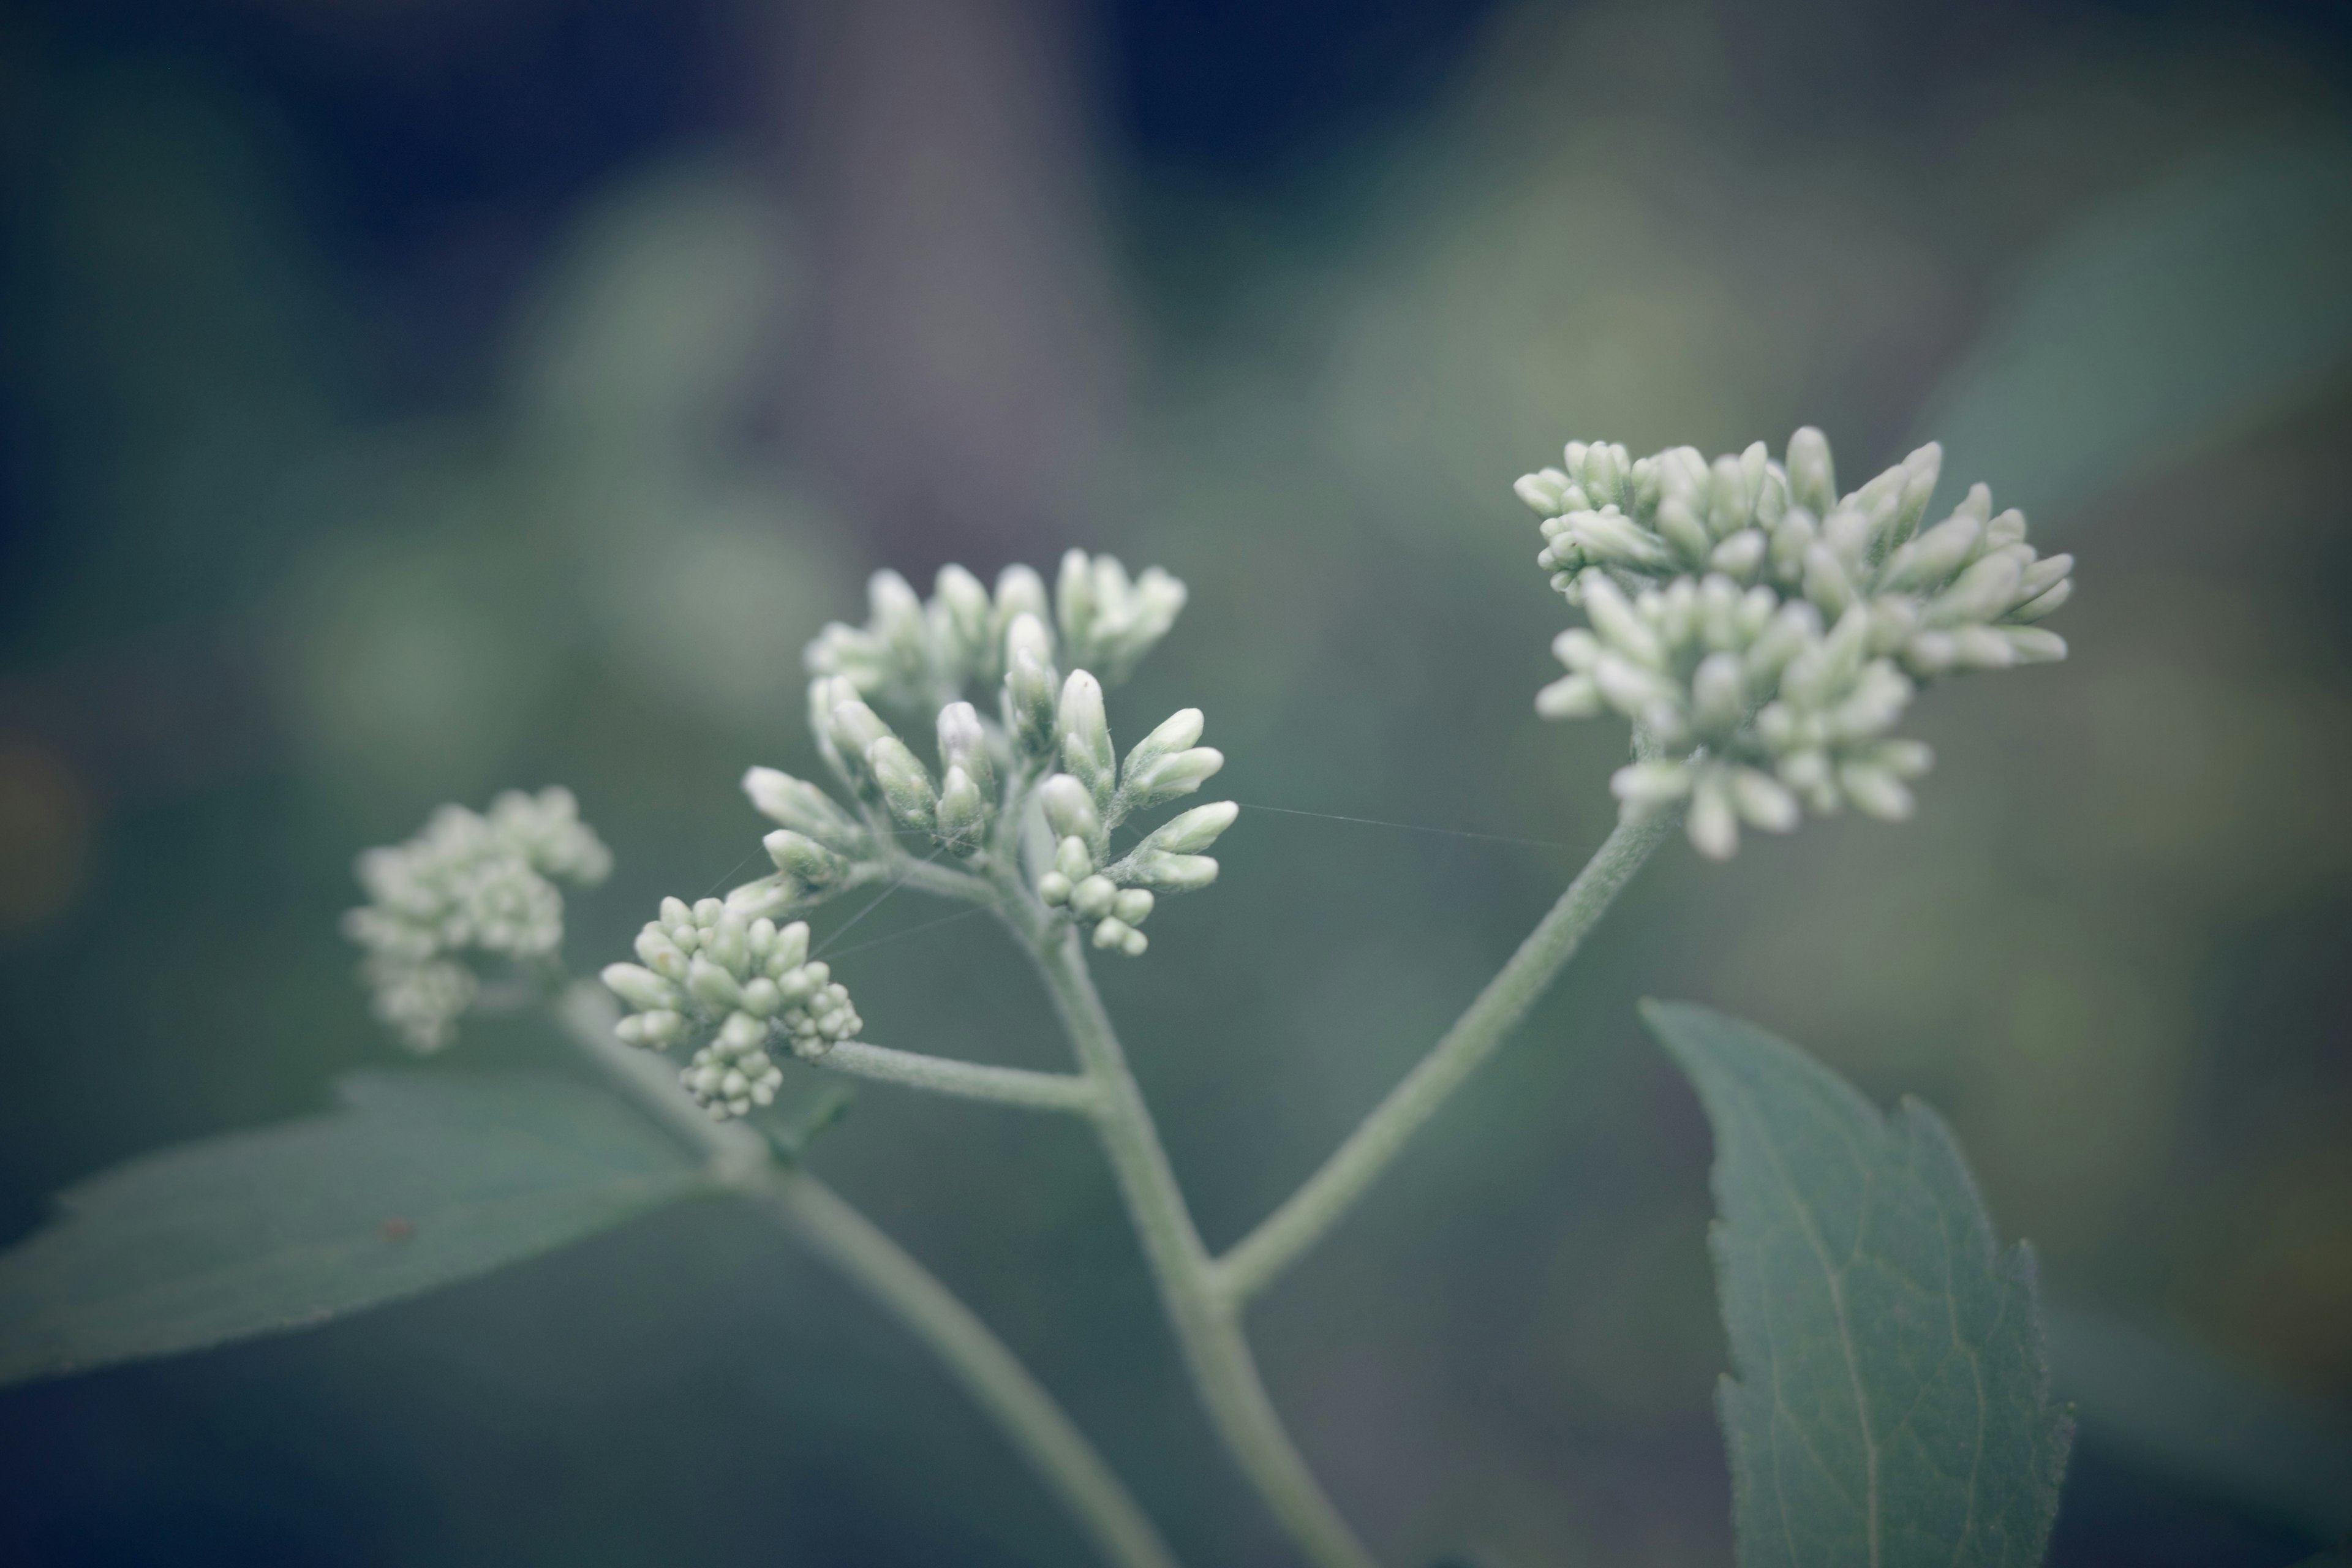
1017,916 -> 1379,1568
1219,807 -> 1675,1302
555,985 -> 1177,1568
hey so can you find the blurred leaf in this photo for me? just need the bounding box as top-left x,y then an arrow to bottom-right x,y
1918,134 -> 2352,533
1643,1000 -> 2072,1568
0,1071 -> 709,1388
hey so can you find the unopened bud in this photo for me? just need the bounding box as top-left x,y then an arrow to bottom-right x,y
1058,671 -> 1115,804
865,736 -> 937,829
1140,800 -> 1237,855
1039,774 -> 1101,845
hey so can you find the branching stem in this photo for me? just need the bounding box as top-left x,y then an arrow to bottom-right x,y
1219,808 -> 1674,1302
816,1039 -> 1101,1114
552,984 -> 1176,1568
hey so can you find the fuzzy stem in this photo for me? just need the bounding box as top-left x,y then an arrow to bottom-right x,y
1013,913 -> 1379,1568
554,984 -> 1176,1568
1216,808 -> 1674,1303
816,1039 -> 1101,1114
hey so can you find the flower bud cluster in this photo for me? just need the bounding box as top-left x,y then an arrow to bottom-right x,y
603,899 -> 863,1119
805,551 -> 1185,718
1030,674 -> 1237,955
341,788 -> 611,1052
1518,430 -> 2075,859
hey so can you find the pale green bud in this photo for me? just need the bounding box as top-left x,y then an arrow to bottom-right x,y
1112,888 -> 1155,924
1055,549 -> 1097,652
635,926 -> 688,981
1785,427 -> 1836,517
1128,851 -> 1218,892
1535,674 -> 1602,718
869,570 -> 926,660
1691,652 -> 1747,733
1729,767 -> 1800,832
1122,707 -> 1204,780
1038,870 -> 1072,905
1121,747 -> 1224,810
936,764 -> 988,851
829,697 -> 895,759
1071,875 -> 1118,919
1092,917 -> 1147,957
1879,513 -> 1983,594
1039,774 -> 1101,845
602,963 -> 680,1013
1687,771 -> 1739,860
1581,576 -> 1667,668
766,829 -> 851,888
688,956 -> 743,1011
2003,626 -> 2067,663
1054,835 -> 1094,881
742,767 -> 866,854
936,701 -> 995,801
1516,467 -> 1573,514
1709,529 -> 1767,579
865,736 -> 938,829
1610,761 -> 1692,809
931,564 -> 992,671
1921,550 -> 2027,628
1839,763 -> 1915,821
1567,509 -> 1675,571
1003,614 -> 1060,755
1058,670 -> 1115,805
1141,799 -> 1237,855
739,976 -> 782,1017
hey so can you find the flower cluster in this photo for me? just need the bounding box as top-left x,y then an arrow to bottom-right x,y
1030,673 -> 1237,952
805,551 -> 1186,718
603,900 -> 863,1119
716,552 -> 1233,957
342,788 -> 612,1050
1518,431 -> 2073,858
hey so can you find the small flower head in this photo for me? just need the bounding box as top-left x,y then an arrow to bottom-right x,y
342,788 -> 611,1050
605,899 -> 863,1120
1520,429 -> 2073,858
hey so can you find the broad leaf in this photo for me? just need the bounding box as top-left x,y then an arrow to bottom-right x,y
0,1071 -> 709,1388
1643,1001 -> 2072,1568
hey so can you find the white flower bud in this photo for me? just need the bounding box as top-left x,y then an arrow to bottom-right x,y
931,564 -> 992,669
742,767 -> 865,853
1112,888 -> 1155,924
2002,626 -> 2068,663
1516,468 -> 1572,514
1055,549 -> 1097,652
1058,670 -> 1115,805
1128,851 -> 1218,892
2009,577 -> 2073,622
935,764 -> 988,851
1687,771 -> 1739,859
765,830 -> 850,888
865,736 -> 938,829
1709,529 -> 1767,579
1785,427 -> 1836,517
688,956 -> 743,1011
1039,774 -> 1102,845
602,963 -> 679,1013
936,701 -> 996,801
1140,800 -> 1237,855
1691,653 -> 1747,733
1003,614 -> 1060,755
1839,763 -> 1915,821
1054,835 -> 1094,881
1879,513 -> 1984,594
1092,917 -> 1148,956
1610,761 -> 1692,809
1038,870 -> 1072,905
1535,674 -> 1602,718
1071,875 -> 1118,918
1122,707 -> 1204,780
1121,747 -> 1224,810
1581,576 -> 1667,667
1730,767 -> 1800,832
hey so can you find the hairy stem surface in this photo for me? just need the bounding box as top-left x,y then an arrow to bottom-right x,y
1219,807 -> 1675,1302
1011,913 -> 1379,1568
817,1039 -> 1101,1113
555,984 -> 1176,1568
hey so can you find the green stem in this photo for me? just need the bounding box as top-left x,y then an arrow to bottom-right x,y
1218,807 -> 1675,1303
1014,913 -> 1379,1568
817,1039 -> 1101,1114
554,984 -> 1177,1568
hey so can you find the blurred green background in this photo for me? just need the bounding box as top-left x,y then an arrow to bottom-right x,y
3,1 -> 2350,1564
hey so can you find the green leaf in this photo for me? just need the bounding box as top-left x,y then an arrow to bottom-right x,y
1643,1001 -> 2072,1568
0,1071 -> 710,1388
1915,135 -> 2352,537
